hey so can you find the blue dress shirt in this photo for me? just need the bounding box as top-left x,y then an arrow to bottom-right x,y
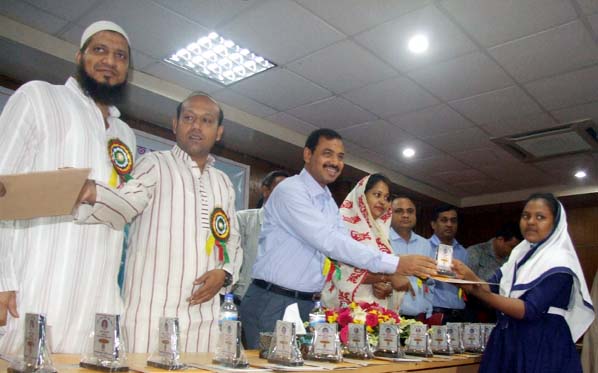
389,228 -> 435,317
251,169 -> 399,293
429,234 -> 468,310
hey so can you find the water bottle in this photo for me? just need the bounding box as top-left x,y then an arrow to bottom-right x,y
220,293 -> 238,327
308,301 -> 326,331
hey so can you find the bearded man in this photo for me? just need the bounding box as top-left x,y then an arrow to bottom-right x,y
0,20 -> 135,354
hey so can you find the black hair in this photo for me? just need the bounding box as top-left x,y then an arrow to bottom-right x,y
431,203 -> 459,221
495,222 -> 523,241
176,92 -> 224,125
261,170 -> 290,188
364,173 -> 392,194
525,192 -> 560,219
304,128 -> 342,152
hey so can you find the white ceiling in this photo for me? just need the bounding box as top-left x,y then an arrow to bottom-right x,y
1,0 -> 597,206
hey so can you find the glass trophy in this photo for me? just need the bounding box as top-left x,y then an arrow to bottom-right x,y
213,320 -> 249,368
267,320 -> 303,366
463,323 -> 483,353
446,322 -> 464,354
430,325 -> 454,355
7,314 -> 57,373
306,323 -> 342,363
80,313 -> 128,371
481,323 -> 495,351
343,323 -> 373,360
373,323 -> 403,358
404,324 -> 432,357
436,244 -> 456,277
147,317 -> 186,370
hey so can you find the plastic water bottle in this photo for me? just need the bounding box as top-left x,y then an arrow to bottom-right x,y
308,301 -> 326,331
220,293 -> 238,327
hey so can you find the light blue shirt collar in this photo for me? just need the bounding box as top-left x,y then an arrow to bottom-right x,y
299,168 -> 332,200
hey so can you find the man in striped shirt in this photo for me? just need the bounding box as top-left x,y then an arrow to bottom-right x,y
0,21 -> 135,354
76,93 -> 241,353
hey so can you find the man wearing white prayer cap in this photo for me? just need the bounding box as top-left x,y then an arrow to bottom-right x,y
0,20 -> 136,354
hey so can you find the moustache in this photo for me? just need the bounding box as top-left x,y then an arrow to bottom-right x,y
323,164 -> 339,172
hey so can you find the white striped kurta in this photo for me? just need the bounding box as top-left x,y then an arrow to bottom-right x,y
80,145 -> 241,353
0,78 -> 136,354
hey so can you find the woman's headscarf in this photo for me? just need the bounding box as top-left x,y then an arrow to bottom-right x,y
499,201 -> 594,340
321,175 -> 402,308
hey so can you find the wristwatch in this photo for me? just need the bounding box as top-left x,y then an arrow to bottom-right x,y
222,271 -> 233,287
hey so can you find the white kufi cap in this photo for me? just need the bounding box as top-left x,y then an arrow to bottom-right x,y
80,20 -> 130,47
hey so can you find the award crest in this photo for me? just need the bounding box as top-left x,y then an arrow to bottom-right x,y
107,138 -> 133,182
206,207 -> 230,264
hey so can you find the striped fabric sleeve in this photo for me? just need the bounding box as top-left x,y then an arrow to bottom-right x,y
74,155 -> 158,230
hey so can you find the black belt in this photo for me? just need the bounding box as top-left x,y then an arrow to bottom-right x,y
253,279 -> 317,301
433,307 -> 465,316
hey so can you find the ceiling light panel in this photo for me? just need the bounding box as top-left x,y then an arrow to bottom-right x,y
165,32 -> 276,86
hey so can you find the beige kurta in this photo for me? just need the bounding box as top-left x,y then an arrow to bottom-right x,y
0,78 -> 135,354
78,145 -> 241,353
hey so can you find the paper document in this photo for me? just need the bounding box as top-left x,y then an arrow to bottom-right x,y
0,168 -> 91,220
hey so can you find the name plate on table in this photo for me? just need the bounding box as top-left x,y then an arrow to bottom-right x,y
436,244 -> 455,277
93,314 -> 121,360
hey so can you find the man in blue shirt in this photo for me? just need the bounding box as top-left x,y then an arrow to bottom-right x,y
429,204 -> 468,323
389,196 -> 435,320
240,129 -> 437,348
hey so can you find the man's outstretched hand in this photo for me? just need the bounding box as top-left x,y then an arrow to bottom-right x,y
396,255 -> 437,279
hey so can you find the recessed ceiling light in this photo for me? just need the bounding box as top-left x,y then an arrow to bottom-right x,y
165,32 -> 276,86
574,170 -> 587,178
402,147 -> 416,158
408,34 -> 429,54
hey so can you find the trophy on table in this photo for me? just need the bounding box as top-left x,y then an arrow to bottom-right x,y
373,323 -> 403,358
147,317 -> 186,370
79,313 -> 128,371
212,320 -> 249,368
7,313 -> 57,373
343,323 -> 373,360
267,320 -> 304,366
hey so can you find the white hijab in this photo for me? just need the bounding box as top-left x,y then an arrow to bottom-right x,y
500,201 -> 594,341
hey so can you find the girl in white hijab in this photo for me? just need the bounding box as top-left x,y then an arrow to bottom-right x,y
454,193 -> 594,373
